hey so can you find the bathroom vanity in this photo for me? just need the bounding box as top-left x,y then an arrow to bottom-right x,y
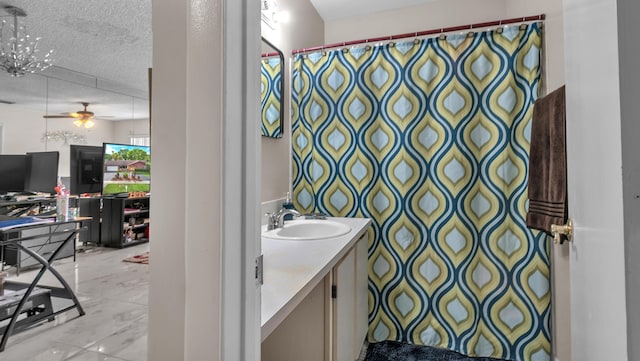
261,217 -> 371,361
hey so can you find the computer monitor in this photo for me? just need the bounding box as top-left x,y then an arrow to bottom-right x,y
0,154 -> 27,194
24,151 -> 60,194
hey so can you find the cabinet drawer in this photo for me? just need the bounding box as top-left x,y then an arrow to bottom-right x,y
20,230 -> 70,248
2,225 -> 76,270
24,241 -> 74,259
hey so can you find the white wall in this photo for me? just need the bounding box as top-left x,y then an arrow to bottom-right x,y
149,0 -> 191,357
0,104 -> 48,155
260,0 -> 324,202
0,103 -> 115,177
111,118 -> 151,144
324,0 -> 506,43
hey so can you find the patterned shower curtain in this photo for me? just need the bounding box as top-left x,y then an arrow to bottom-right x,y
261,57 -> 282,137
291,24 -> 549,361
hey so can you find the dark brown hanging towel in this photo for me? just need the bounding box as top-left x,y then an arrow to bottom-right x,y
526,85 -> 567,237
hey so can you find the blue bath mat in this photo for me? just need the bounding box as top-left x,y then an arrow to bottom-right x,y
364,341 -> 512,361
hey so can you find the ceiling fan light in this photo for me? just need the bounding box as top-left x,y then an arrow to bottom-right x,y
73,119 -> 83,127
84,119 -> 95,128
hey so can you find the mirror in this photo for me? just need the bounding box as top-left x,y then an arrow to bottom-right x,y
0,1 -> 151,185
0,70 -> 150,179
261,37 -> 284,138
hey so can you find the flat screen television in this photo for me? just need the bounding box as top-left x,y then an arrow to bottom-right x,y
0,154 -> 27,194
70,145 -> 103,195
24,151 -> 59,194
102,143 -> 151,195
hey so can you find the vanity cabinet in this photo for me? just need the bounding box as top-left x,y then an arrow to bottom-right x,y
261,278 -> 328,361
333,233 -> 368,360
262,232 -> 369,361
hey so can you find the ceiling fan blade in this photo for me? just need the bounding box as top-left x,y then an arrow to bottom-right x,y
43,103 -> 117,120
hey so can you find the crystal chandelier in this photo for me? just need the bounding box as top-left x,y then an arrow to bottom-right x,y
261,0 -> 279,30
0,5 -> 54,77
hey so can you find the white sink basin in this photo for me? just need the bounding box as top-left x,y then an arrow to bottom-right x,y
262,219 -> 351,240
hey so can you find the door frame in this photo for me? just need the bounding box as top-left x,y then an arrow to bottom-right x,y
148,0 -> 262,359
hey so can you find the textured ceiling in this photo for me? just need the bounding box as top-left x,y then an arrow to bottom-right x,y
310,0 -> 438,21
0,0 -> 151,120
0,0 -> 434,121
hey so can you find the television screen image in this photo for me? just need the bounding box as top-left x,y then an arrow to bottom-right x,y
24,151 -> 59,194
102,143 -> 151,195
70,145 -> 103,195
0,154 -> 27,194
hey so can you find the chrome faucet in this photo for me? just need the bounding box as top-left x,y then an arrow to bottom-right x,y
276,208 -> 301,227
265,212 -> 278,230
266,208 -> 301,230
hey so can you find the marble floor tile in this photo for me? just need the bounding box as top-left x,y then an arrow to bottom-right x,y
0,338 -> 96,361
1,243 -> 150,361
63,349 -> 129,361
88,314 -> 148,361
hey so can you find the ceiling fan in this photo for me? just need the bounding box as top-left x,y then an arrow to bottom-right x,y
43,102 -> 109,128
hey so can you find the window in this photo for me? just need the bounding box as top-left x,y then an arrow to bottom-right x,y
130,135 -> 150,146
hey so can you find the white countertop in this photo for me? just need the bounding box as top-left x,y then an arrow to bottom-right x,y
260,217 -> 371,341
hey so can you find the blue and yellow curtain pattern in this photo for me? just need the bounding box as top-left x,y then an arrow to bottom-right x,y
261,57 -> 282,138
292,24 -> 549,361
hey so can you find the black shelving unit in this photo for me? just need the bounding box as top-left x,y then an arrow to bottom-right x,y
100,197 -> 150,248
77,197 -> 101,245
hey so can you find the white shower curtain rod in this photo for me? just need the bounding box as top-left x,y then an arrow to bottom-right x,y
292,13 -> 545,55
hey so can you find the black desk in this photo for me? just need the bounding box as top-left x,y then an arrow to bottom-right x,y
0,218 -> 88,352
